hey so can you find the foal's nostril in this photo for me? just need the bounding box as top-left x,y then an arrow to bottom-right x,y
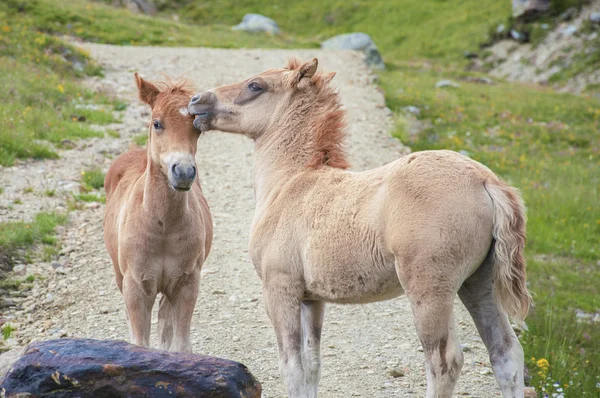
187,165 -> 197,180
171,163 -> 178,177
190,94 -> 201,105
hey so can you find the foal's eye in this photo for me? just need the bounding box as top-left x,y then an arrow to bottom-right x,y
248,82 -> 262,92
153,120 -> 163,130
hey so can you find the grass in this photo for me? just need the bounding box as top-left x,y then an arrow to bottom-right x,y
81,167 -> 105,190
132,133 -> 148,147
73,193 -> 106,203
0,0 -> 121,166
3,0 -> 314,49
2,324 -> 13,340
175,0 -> 510,62
0,212 -> 67,267
106,129 -> 120,138
1,0 -> 597,395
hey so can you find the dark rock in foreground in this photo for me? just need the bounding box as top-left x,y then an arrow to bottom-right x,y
0,338 -> 261,398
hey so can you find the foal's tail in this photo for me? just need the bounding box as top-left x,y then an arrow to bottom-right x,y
484,179 -> 533,326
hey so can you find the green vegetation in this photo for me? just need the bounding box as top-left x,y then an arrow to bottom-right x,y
3,0 -> 312,48
81,167 -> 105,190
132,133 -> 148,147
2,324 -> 13,340
0,212 -> 67,266
106,129 -> 120,138
0,0 -> 597,394
73,193 -> 106,203
0,0 -> 119,166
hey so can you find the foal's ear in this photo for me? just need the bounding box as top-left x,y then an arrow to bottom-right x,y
323,72 -> 336,84
134,73 -> 160,107
293,58 -> 318,87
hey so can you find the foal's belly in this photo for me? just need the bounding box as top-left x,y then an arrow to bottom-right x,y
303,260 -> 404,304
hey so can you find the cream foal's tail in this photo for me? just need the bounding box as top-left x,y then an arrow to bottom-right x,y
484,179 -> 533,326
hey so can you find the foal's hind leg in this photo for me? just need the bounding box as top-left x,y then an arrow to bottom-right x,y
301,300 -> 325,394
407,290 -> 464,398
458,256 -> 524,397
168,269 -> 200,353
397,258 -> 464,398
157,294 -> 174,351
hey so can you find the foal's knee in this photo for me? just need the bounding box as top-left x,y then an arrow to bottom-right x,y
423,334 -> 464,383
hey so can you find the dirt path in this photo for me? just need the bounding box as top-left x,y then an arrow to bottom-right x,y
1,44 -> 503,397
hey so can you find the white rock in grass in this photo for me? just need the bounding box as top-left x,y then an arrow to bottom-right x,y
435,80 -> 460,88
232,14 -> 280,35
321,33 -> 385,69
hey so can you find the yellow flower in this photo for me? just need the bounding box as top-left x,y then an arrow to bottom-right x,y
536,358 -> 549,369
57,84 -> 65,93
1,26 -> 10,32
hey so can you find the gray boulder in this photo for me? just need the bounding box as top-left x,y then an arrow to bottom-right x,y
512,0 -> 550,19
590,12 -> 600,24
232,13 -> 280,34
435,80 -> 460,89
321,33 -> 385,69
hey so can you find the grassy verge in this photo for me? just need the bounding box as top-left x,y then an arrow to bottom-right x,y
0,212 -> 67,268
0,1 -> 123,166
380,61 -> 599,395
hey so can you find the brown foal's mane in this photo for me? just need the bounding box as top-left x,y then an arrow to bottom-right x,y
158,76 -> 194,97
154,76 -> 195,113
285,58 -> 350,169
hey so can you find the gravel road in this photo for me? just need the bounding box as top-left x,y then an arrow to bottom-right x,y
0,44 -> 503,397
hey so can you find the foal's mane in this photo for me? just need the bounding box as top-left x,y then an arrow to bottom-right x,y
157,76 -> 195,104
285,58 -> 350,169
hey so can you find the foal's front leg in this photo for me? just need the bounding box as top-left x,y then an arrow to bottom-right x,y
263,285 -> 311,397
122,272 -> 156,347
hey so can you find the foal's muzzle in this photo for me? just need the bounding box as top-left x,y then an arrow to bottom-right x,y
169,162 -> 196,191
188,92 -> 217,131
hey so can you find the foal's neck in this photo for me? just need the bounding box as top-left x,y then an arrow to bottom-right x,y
141,158 -> 189,223
252,104 -> 319,204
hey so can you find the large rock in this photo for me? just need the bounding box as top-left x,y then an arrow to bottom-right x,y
0,347 -> 25,381
512,0 -> 550,19
232,14 -> 280,34
321,33 -> 385,69
0,338 -> 261,397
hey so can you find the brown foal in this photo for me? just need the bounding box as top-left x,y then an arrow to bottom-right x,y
104,74 -> 212,353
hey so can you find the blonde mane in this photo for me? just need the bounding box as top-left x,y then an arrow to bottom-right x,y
286,58 -> 350,169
